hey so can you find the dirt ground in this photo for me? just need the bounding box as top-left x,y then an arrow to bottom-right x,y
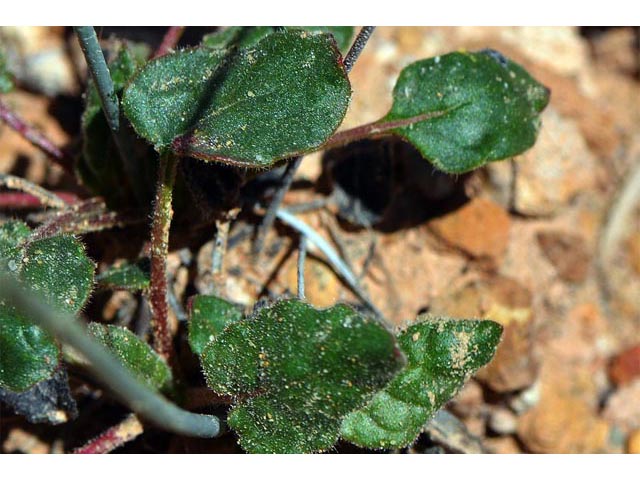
1,26 -> 639,454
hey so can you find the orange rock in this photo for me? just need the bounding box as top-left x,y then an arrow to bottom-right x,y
285,256 -> 341,309
517,389 -> 610,453
627,430 -> 640,454
536,230 -> 590,282
609,345 -> 640,387
428,197 -> 511,265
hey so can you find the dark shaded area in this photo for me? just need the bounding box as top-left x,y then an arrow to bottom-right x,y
320,138 -> 470,232
0,368 -> 77,425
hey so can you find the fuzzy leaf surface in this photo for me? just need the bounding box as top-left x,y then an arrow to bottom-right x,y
202,27 -> 354,54
123,31 -> 351,168
96,258 -> 150,292
0,226 -> 94,392
188,294 -> 242,356
340,316 -> 502,449
384,50 -> 550,173
201,299 -> 403,453
88,324 -> 172,392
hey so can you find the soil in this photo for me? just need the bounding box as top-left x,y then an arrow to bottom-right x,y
1,26 -> 639,454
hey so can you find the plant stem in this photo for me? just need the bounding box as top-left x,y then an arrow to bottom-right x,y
343,26 -> 376,73
252,156 -> 302,254
253,27 -> 377,254
153,26 -> 186,59
74,26 -> 119,132
0,173 -> 69,209
0,276 -> 222,439
297,235 -> 307,300
275,208 -> 387,322
321,111 -> 449,150
73,414 -> 143,454
149,152 -> 179,359
0,99 -> 73,175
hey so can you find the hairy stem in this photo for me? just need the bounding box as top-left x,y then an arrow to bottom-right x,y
0,99 -> 73,175
149,152 -> 179,359
0,276 -> 221,438
74,27 -> 119,131
0,173 -> 69,209
153,26 -> 186,59
253,27 -> 377,255
343,26 -> 376,73
73,414 -> 143,454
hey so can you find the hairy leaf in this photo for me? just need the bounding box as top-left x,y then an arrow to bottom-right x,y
340,316 -> 502,449
123,31 -> 351,168
383,49 -> 550,173
0,229 -> 94,392
88,324 -> 172,392
201,299 -> 403,453
188,294 -> 243,356
203,27 -> 354,54
96,258 -> 150,292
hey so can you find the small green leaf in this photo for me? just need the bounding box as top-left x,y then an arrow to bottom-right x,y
21,236 -> 94,314
340,316 -> 502,449
0,221 -> 30,272
187,294 -> 243,356
0,302 -> 60,392
0,50 -> 14,93
0,230 -> 94,392
201,299 -> 403,453
384,49 -> 550,173
78,44 -> 157,208
88,323 -> 172,392
123,31 -> 351,168
96,258 -> 150,292
203,27 -> 354,54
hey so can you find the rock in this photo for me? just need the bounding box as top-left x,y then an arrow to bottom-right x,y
430,276 -> 538,392
428,197 -> 511,265
488,407 -> 518,436
591,27 -> 638,77
484,436 -> 522,454
603,379 -> 640,432
501,108 -> 597,216
609,345 -> 640,387
627,430 -> 640,454
536,229 -> 590,282
517,387 -> 610,453
627,233 -> 640,275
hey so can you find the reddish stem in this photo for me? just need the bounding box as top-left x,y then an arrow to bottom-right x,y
323,111 -> 450,150
73,415 -> 143,454
152,26 -> 186,59
0,191 -> 80,209
0,99 -> 73,175
149,152 -> 179,359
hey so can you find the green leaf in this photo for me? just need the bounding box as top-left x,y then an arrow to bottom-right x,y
0,231 -> 95,392
21,236 -> 95,314
0,221 -> 30,272
88,324 -> 172,392
201,299 -> 404,453
123,30 -> 351,168
383,49 -> 550,173
0,49 -> 14,93
78,43 -> 157,209
96,258 -> 150,292
0,302 -> 60,392
187,294 -> 243,356
203,27 -> 354,54
340,316 -> 502,449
